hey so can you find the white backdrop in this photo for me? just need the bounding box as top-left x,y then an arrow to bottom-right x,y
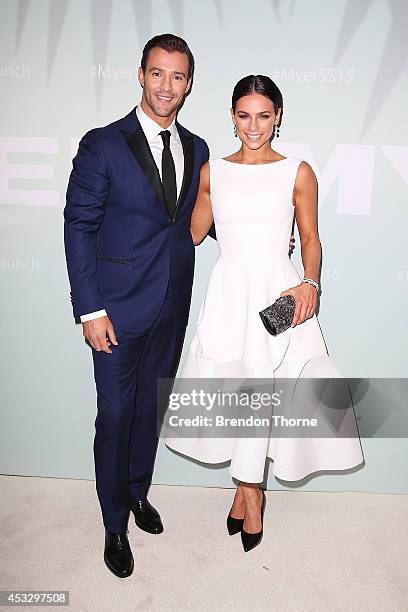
1,0 -> 407,492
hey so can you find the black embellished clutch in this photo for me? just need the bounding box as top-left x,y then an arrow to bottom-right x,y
259,294 -> 296,336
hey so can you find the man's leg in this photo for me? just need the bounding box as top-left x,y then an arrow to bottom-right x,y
128,284 -> 187,501
92,330 -> 146,533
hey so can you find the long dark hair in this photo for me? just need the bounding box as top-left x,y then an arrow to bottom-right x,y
231,75 -> 283,127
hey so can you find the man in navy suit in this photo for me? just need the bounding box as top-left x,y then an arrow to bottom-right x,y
64,33 -> 216,578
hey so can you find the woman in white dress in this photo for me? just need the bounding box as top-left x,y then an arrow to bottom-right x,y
164,75 -> 364,551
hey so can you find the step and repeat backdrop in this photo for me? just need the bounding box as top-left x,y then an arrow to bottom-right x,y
1,0 -> 407,492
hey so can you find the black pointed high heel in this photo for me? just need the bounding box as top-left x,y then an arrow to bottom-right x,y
241,489 -> 266,552
227,512 -> 244,535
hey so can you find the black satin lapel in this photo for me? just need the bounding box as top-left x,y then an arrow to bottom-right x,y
174,126 -> 194,220
119,127 -> 168,216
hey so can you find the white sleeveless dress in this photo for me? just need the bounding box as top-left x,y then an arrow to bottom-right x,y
164,157 -> 364,483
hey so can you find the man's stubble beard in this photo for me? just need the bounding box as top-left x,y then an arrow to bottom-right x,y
144,89 -> 184,119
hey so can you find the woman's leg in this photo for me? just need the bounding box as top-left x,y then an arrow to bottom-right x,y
240,482 -> 263,533
229,481 -> 263,530
229,483 -> 245,519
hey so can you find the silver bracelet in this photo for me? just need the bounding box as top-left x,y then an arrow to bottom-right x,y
302,277 -> 320,291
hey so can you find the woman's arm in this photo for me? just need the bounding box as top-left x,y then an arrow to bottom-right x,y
281,161 -> 321,326
293,161 -> 321,284
190,161 -> 214,246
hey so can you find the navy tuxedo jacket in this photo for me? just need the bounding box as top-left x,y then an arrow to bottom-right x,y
64,106 -> 216,333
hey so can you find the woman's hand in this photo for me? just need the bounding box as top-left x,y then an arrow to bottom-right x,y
280,283 -> 318,327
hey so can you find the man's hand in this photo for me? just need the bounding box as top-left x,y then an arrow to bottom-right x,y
82,316 -> 118,353
289,233 -> 295,256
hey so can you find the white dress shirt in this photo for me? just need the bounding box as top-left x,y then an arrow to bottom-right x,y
80,104 -> 185,323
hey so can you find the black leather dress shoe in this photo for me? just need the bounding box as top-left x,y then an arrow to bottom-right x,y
104,529 -> 134,578
129,498 -> 163,534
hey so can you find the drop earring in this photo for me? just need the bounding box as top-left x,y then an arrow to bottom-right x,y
233,124 -> 237,137
274,124 -> 280,138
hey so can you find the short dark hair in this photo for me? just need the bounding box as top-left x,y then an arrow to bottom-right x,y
232,75 -> 283,125
141,33 -> 195,82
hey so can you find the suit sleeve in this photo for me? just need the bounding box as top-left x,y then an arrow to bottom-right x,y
64,130 -> 110,319
201,139 -> 217,241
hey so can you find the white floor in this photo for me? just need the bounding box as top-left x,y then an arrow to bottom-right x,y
0,475 -> 407,611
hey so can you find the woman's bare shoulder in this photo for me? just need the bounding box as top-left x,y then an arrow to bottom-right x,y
297,160 -> 316,177
294,160 -> 317,187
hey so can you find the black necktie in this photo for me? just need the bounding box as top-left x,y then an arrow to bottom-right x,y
159,130 -> 177,219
